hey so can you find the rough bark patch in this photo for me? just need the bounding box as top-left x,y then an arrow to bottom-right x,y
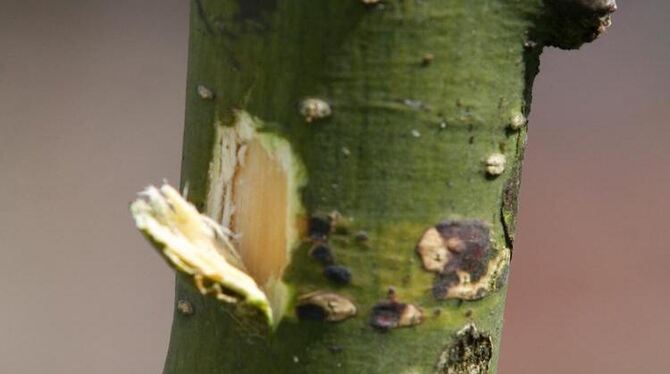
435,324 -> 492,374
543,0 -> 617,49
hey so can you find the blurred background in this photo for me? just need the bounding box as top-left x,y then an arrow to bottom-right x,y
0,1 -> 667,373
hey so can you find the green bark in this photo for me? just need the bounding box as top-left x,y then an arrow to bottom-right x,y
159,1 -> 616,373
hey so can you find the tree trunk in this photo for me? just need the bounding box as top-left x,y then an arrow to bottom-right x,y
135,1 -> 616,373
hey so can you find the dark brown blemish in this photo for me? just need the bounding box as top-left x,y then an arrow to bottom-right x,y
324,265 -> 352,285
309,216 -> 332,240
296,303 -> 328,321
310,243 -> 335,265
416,220 -> 506,301
354,230 -> 369,242
369,289 -> 423,331
417,221 -> 490,276
433,229 -> 489,295
421,53 -> 434,67
436,324 -> 492,374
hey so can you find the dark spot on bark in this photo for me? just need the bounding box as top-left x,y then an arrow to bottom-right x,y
324,265 -> 352,285
354,231 -> 369,242
369,301 -> 404,331
309,216 -> 332,240
426,221 -> 494,300
435,221 -> 489,281
421,53 -> 434,67
310,244 -> 335,265
296,303 -> 327,321
369,290 -> 423,331
436,324 -> 492,374
433,271 -> 460,299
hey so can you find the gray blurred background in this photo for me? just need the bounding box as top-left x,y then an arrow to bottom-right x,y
1,1 -> 667,373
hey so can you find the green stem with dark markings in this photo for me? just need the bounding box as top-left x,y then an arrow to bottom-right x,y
160,1 -> 616,373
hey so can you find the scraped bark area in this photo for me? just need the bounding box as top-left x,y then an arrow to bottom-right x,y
203,111 -> 306,320
233,139 -> 290,287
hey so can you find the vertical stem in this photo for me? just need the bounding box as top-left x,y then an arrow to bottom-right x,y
158,1 -> 616,373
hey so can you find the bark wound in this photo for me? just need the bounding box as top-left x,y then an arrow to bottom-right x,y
205,110 -> 306,320
416,221 -> 510,300
435,324 -> 492,374
296,292 -> 357,322
231,139 -> 289,285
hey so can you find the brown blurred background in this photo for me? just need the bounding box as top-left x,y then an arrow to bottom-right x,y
1,1 -> 667,373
